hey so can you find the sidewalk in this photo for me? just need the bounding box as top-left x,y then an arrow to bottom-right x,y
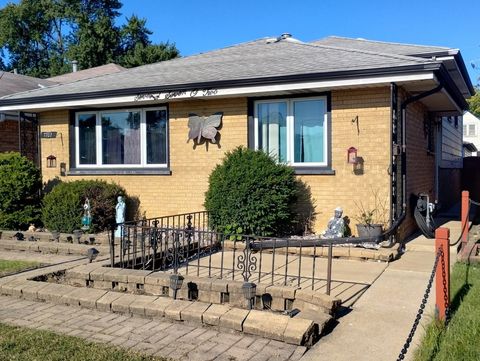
300,220 -> 462,361
0,296 -> 306,361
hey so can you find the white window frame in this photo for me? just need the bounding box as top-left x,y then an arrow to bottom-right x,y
254,96 -> 329,167
74,106 -> 168,168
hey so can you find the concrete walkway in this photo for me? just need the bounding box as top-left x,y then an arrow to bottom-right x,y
300,220 -> 462,361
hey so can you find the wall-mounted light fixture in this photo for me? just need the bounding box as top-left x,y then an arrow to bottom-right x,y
60,162 -> 66,176
347,147 -> 358,164
46,154 -> 57,168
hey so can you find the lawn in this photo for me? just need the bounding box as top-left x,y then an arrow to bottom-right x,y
414,262 -> 480,361
0,323 -> 164,361
0,259 -> 40,277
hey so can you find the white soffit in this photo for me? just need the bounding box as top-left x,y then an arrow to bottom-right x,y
0,72 -> 436,112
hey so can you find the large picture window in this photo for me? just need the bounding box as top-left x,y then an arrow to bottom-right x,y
254,96 -> 328,167
75,107 -> 168,168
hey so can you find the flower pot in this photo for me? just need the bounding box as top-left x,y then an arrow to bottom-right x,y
356,224 -> 383,238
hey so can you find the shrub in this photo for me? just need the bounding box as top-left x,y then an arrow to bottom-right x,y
42,180 -> 128,233
0,152 -> 42,230
205,147 -> 297,236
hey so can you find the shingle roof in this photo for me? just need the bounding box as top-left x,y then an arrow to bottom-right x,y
0,37 -> 438,102
311,36 -> 452,56
0,71 -> 56,97
47,63 -> 125,84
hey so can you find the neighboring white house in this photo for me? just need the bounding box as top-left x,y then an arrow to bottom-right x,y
463,111 -> 480,156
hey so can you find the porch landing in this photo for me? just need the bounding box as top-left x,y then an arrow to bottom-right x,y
299,220 -> 463,361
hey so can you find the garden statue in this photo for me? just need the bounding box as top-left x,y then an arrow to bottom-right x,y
115,196 -> 126,238
81,198 -> 92,231
322,207 -> 345,238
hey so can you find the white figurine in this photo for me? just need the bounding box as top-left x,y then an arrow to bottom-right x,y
322,207 -> 345,238
115,196 -> 126,238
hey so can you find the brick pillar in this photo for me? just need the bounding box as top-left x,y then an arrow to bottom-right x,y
461,190 -> 469,252
435,227 -> 450,321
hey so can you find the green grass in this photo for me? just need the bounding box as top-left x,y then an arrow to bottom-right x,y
0,260 -> 40,276
414,262 -> 480,361
0,323 -> 164,361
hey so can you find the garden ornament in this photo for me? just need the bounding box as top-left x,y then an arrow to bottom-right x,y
115,196 -> 126,238
81,198 -> 92,231
322,207 -> 345,238
187,112 -> 222,143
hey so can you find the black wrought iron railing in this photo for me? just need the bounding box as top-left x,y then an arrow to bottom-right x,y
123,210 -> 211,232
110,212 -> 382,295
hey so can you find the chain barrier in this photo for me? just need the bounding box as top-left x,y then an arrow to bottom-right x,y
396,247 -> 444,361
449,199 -> 470,247
440,248 -> 450,323
450,197 -> 480,247
469,198 -> 480,207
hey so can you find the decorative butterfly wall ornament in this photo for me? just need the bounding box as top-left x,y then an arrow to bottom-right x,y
187,112 -> 223,143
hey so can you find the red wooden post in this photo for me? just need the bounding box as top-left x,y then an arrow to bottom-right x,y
435,227 -> 450,321
461,190 -> 469,251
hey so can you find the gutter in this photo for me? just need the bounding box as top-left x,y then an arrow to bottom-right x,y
0,63 -> 442,107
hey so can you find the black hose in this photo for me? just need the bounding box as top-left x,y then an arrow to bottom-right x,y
414,197 -> 436,239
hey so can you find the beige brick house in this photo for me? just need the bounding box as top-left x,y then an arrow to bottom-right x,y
0,35 -> 473,239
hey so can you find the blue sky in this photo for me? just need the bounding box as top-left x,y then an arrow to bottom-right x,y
119,0 -> 479,83
1,0 -> 479,83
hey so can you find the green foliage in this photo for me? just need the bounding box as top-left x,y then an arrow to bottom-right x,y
467,89 -> 480,118
0,259 -> 40,276
66,0 -> 122,70
224,223 -> 243,241
414,262 -> 480,361
0,323 -> 163,361
0,0 -> 179,77
205,147 -> 297,236
0,152 -> 41,230
42,180 -> 126,233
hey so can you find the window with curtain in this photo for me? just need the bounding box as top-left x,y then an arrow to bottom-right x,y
255,97 -> 328,166
78,113 -> 96,165
257,102 -> 287,162
146,109 -> 168,164
75,107 -> 168,168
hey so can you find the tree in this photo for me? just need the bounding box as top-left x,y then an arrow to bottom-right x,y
66,0 -> 122,69
0,0 -> 70,77
117,15 -> 179,68
0,0 -> 179,77
467,89 -> 480,118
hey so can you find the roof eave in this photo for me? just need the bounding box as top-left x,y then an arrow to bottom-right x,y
0,63 -> 442,107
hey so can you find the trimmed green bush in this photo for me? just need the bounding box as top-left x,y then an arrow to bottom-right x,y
205,147 -> 297,236
42,180 -> 127,233
0,152 -> 42,230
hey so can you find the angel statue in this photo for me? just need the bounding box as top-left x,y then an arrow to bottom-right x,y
187,112 -> 223,144
115,196 -> 126,238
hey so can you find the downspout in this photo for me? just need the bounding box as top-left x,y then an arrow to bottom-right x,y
395,84 -> 443,237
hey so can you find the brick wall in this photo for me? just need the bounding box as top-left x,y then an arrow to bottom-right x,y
0,119 -> 20,153
400,93 -> 435,237
39,87 -> 393,235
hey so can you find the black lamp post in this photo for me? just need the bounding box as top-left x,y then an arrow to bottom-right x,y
169,274 -> 184,300
73,229 -> 82,244
51,230 -> 60,242
242,282 -> 257,310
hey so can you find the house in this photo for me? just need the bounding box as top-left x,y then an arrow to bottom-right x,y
47,63 -> 125,84
0,71 -> 55,164
0,35 -> 473,239
462,111 -> 480,156
0,64 -> 125,165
